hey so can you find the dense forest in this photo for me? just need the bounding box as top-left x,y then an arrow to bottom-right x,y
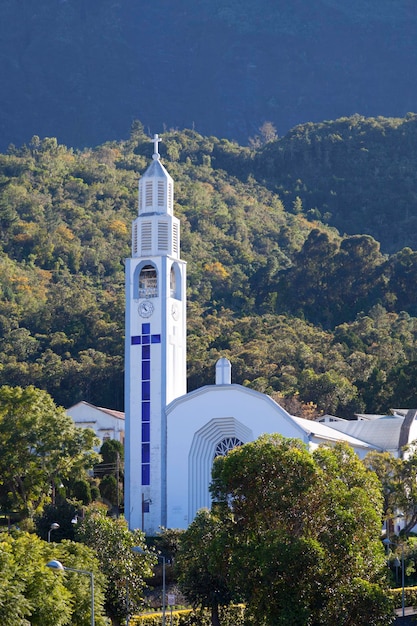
2,116 -> 417,417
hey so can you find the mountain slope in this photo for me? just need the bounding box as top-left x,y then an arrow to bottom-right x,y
2,123 -> 417,417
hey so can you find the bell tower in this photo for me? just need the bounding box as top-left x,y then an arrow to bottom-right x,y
125,135 -> 187,533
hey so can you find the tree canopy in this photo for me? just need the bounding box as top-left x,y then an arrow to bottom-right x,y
75,506 -> 156,625
200,435 -> 394,625
0,531 -> 107,625
0,385 -> 99,518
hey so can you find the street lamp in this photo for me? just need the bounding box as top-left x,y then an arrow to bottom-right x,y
47,522 -> 60,543
46,559 -> 95,626
383,537 -> 405,617
132,547 -> 166,626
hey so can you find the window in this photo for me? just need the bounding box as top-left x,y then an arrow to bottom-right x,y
139,265 -> 158,298
170,266 -> 176,297
170,262 -> 181,299
214,437 -> 243,458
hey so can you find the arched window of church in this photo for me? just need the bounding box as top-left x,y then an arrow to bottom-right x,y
170,262 -> 181,299
170,266 -> 176,297
139,265 -> 158,298
214,437 -> 243,459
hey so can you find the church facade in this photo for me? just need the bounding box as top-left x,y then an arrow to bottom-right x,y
124,137 -> 417,535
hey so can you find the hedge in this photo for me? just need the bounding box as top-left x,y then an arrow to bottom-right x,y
131,605 -> 246,626
388,585 -> 417,609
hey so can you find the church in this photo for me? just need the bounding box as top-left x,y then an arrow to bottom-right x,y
118,136 -> 417,534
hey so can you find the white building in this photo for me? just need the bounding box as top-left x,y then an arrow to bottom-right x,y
66,400 -> 125,447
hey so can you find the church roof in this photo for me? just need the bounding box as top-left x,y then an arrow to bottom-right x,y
167,383 -> 376,451
391,408 -> 409,417
323,414 -> 403,451
293,416 -> 379,450
96,406 -> 125,420
141,133 -> 173,182
354,413 -> 388,421
67,400 -> 125,421
167,383 -> 311,440
141,157 -> 172,181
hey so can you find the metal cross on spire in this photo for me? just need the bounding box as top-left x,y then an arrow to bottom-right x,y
152,133 -> 161,160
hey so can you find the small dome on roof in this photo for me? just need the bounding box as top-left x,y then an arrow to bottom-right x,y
216,357 -> 232,385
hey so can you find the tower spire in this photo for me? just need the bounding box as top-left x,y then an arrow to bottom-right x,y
125,135 -> 187,533
152,133 -> 161,161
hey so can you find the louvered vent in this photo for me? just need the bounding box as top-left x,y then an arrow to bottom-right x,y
157,181 -> 165,207
145,181 -> 153,207
158,221 -> 169,251
168,183 -> 173,211
141,222 -> 152,251
132,223 -> 138,255
172,223 -> 179,255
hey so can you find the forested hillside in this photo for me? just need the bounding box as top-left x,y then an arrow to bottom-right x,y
2,118 -> 417,417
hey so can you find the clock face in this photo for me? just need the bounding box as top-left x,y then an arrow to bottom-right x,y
171,302 -> 180,321
138,301 -> 154,318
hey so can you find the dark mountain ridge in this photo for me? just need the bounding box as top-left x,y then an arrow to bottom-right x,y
1,0 -> 417,151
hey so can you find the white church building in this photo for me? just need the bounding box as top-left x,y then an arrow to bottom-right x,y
110,135 -> 417,534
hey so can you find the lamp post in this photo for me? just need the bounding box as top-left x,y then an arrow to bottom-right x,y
46,559 -> 95,625
383,538 -> 405,617
132,547 -> 166,626
47,522 -> 60,543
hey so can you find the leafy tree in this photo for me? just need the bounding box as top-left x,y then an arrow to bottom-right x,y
318,578 -> 394,626
75,505 -> 156,626
0,385 -> 99,519
95,439 -> 124,512
72,479 -> 93,505
364,445 -> 417,535
177,509 -> 235,626
298,368 -> 359,415
99,474 -> 119,506
35,500 -> 79,543
100,438 -> 124,465
210,435 -> 392,626
0,531 -> 107,625
154,526 -> 184,562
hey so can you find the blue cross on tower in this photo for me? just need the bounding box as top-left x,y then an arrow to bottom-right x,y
131,323 -> 161,485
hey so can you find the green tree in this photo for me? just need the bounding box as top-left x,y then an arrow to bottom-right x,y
298,368 -> 359,415
95,439 -> 124,512
210,435 -> 392,626
364,445 -> 417,535
0,385 -> 99,519
0,531 -> 107,625
35,500 -> 79,543
100,439 -> 124,465
177,509 -> 235,626
99,474 -> 119,506
75,506 -> 156,626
